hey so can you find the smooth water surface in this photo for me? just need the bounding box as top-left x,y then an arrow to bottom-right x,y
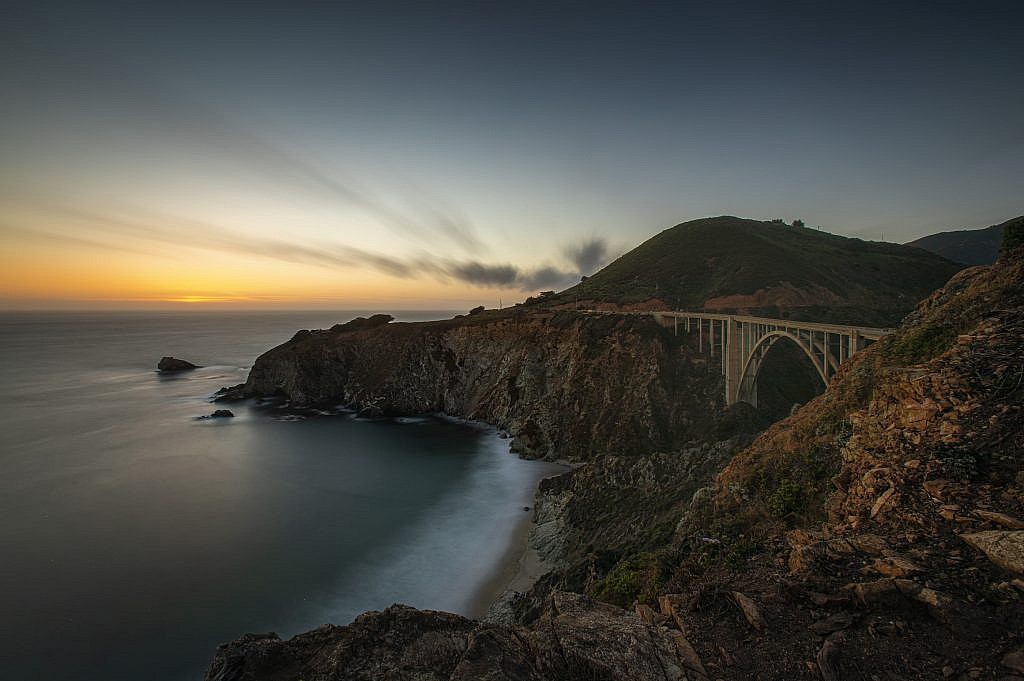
0,312 -> 558,681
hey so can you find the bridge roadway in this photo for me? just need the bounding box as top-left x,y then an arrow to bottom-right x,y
591,310 -> 892,406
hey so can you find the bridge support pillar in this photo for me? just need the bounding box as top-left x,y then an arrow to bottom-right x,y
724,316 -> 743,405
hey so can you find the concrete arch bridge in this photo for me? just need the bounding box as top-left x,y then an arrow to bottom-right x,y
648,312 -> 892,406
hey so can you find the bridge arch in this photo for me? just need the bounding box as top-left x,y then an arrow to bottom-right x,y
641,310 -> 890,406
735,330 -> 827,407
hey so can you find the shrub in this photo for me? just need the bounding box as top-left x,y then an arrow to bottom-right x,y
1002,219 -> 1024,256
932,443 -> 980,481
886,322 -> 956,364
767,478 -> 806,518
592,552 -> 665,608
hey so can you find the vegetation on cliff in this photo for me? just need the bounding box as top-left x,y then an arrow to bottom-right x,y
549,216 -> 962,326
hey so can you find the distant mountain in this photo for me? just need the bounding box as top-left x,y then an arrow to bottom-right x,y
549,216 -> 963,326
905,216 -> 1022,266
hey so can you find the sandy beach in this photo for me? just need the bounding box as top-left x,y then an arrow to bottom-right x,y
467,463 -> 569,621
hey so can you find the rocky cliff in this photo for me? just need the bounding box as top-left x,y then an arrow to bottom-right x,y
231,310 -> 728,460
653,238 -> 1024,679
207,238 -> 1024,680
206,591 -> 709,681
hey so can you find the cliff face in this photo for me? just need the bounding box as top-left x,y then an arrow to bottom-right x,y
712,245 -> 1024,531
238,311 -> 725,460
654,246 -> 1024,679
208,243 -> 1024,680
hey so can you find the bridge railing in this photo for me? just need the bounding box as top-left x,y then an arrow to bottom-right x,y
646,310 -> 893,340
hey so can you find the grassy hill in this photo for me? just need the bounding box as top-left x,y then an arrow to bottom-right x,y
546,216 -> 963,326
905,215 -> 1021,265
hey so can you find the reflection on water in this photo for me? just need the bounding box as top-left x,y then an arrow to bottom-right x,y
0,312 -> 559,681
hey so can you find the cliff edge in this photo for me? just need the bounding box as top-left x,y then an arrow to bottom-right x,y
230,310 -> 731,460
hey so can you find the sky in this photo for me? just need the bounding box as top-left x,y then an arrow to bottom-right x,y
1,0 -> 1022,310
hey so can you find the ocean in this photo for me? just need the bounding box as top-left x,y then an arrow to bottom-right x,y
0,311 -> 559,681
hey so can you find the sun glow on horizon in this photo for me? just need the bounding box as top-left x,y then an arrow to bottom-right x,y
162,295 -> 245,304
0,221 -> 546,310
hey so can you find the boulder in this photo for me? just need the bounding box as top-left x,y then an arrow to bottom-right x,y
870,487 -> 898,519
872,556 -> 923,578
973,510 -> 1024,530
634,603 -> 659,625
658,594 -> 689,632
842,579 -> 900,608
668,630 -> 708,680
960,531 -> 1024,575
158,356 -> 199,372
817,639 -> 841,681
847,534 -> 889,555
808,613 -> 856,636
730,591 -> 767,631
537,591 -> 692,680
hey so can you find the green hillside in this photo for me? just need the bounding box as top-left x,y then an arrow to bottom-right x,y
905,216 -> 1021,265
550,216 -> 963,326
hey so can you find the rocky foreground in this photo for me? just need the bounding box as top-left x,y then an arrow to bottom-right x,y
207,238 -> 1023,680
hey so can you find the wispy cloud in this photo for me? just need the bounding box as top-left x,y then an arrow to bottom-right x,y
563,237 -> 610,275
0,24 -> 489,258
0,30 -> 622,293
4,200 -> 607,292
444,260 -> 582,291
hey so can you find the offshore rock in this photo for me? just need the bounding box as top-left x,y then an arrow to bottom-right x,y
212,384 -> 247,402
197,409 -> 235,420
157,356 -> 199,372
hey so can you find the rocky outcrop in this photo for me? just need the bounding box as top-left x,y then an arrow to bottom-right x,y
206,592 -> 703,681
233,311 -> 725,460
158,356 -> 199,372
656,243 -> 1024,678
196,409 -> 234,420
205,605 -> 475,681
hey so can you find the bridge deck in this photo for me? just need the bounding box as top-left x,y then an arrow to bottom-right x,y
645,311 -> 892,340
